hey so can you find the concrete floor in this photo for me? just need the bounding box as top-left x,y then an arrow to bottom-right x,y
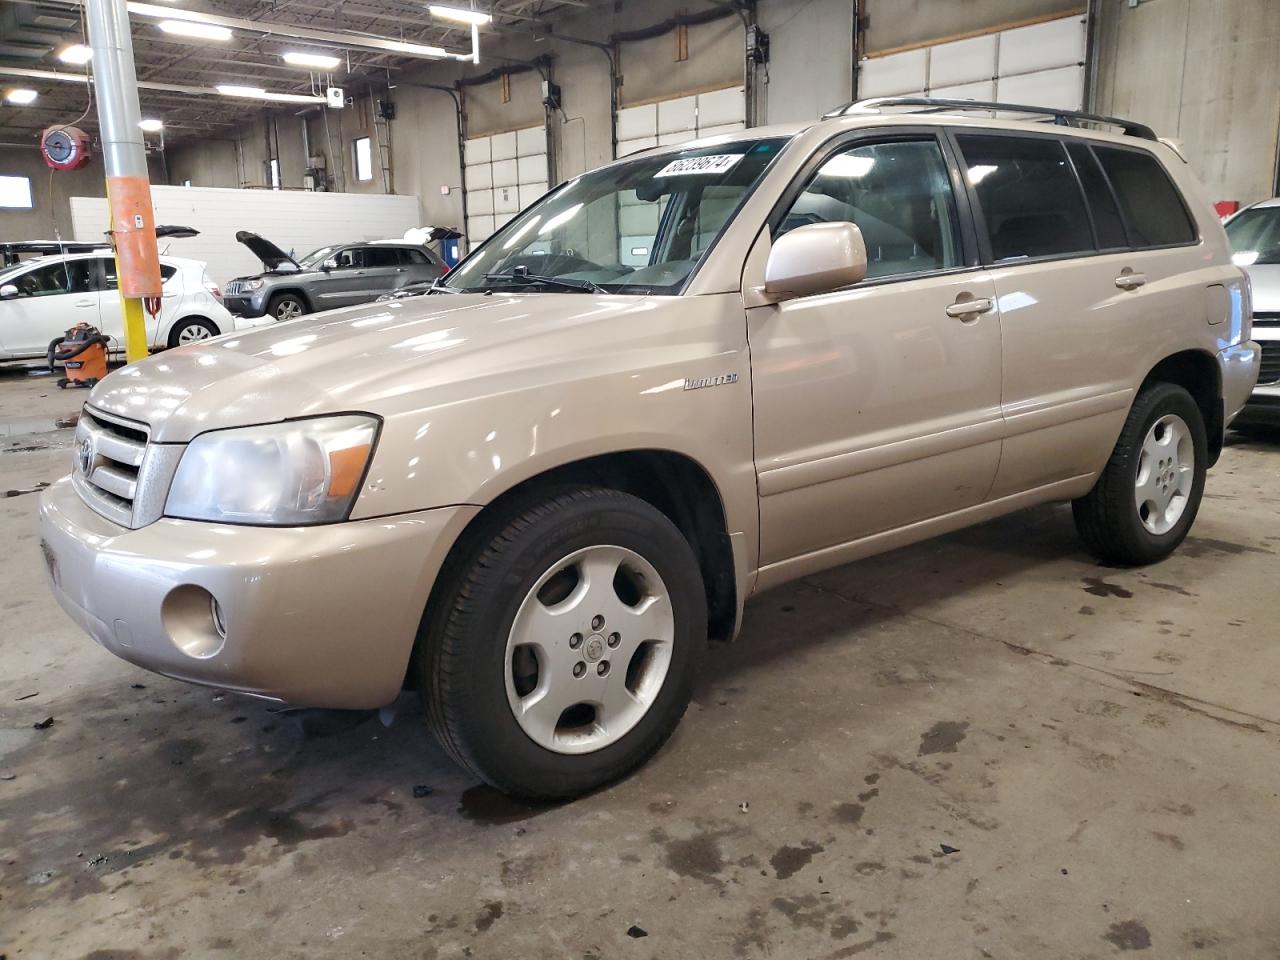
3,364 -> 1280,960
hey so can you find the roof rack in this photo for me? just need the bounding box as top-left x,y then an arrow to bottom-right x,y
824,97 -> 1159,142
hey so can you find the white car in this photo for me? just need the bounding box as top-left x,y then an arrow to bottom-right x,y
0,252 -> 271,361
1224,199 -> 1280,423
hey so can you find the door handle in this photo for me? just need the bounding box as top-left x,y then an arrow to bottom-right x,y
945,297 -> 994,319
74,299 -> 96,308
1115,272 -> 1147,290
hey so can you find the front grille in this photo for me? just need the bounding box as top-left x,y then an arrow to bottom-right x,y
1260,340 -> 1280,385
1253,311 -> 1280,327
225,280 -> 242,296
72,408 -> 147,526
71,406 -> 184,528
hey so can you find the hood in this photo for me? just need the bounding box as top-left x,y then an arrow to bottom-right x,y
1244,263 -> 1280,315
86,292 -> 653,443
235,230 -> 300,272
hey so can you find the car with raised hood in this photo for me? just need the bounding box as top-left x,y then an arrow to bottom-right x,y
1224,198 -> 1280,423
0,250 -> 257,360
39,98 -> 1258,799
222,232 -> 447,322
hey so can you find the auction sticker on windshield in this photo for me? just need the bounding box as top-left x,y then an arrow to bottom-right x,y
654,154 -> 745,177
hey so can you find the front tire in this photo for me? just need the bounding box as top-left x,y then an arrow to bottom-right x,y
166,317 -> 219,348
267,293 -> 307,322
417,487 -> 708,800
1072,382 -> 1207,565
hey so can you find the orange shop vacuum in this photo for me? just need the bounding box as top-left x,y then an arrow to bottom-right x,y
48,323 -> 110,389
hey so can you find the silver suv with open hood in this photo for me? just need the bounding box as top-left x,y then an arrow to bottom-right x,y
221,231 -> 445,321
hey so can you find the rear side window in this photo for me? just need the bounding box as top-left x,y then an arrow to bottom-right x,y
363,247 -> 401,268
1092,146 -> 1196,247
401,248 -> 431,265
956,134 -> 1093,262
1065,142 -> 1127,250
102,259 -> 177,288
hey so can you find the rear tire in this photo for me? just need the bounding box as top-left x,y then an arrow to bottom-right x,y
267,293 -> 307,322
1072,382 -> 1207,566
417,487 -> 707,800
166,317 -> 218,348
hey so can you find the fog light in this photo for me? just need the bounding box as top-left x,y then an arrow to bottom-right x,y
161,585 -> 228,659
211,596 -> 228,641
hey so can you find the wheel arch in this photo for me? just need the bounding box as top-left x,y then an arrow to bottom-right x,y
165,314 -> 220,347
1141,349 -> 1223,465
267,287 -> 313,312
406,448 -> 739,690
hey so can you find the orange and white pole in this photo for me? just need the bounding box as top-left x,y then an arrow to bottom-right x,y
86,0 -> 159,364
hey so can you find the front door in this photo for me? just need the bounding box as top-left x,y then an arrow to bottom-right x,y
311,247 -> 379,309
746,133 -> 1004,567
0,257 -> 99,357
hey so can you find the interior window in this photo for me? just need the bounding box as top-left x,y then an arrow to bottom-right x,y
957,134 -> 1094,261
11,259 -> 93,298
1093,146 -> 1197,248
1066,141 -> 1128,250
777,138 -> 962,281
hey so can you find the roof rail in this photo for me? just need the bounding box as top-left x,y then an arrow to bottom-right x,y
823,97 -> 1159,141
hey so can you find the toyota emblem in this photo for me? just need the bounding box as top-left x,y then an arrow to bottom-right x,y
77,436 -> 94,475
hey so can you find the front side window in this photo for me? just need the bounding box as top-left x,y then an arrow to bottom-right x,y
332,248 -> 365,269
957,134 -> 1094,262
8,259 -> 93,298
1093,146 -> 1196,248
776,138 -> 962,281
1226,206 -> 1280,266
445,138 -> 788,295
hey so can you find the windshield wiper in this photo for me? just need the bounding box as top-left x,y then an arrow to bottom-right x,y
480,269 -> 605,294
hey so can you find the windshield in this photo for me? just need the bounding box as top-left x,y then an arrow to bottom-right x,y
1226,207 -> 1280,266
298,245 -> 338,268
444,138 -> 788,294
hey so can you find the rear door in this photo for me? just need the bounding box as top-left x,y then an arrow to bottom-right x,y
0,258 -> 99,356
98,257 -> 181,348
359,246 -> 407,299
950,130 -> 1199,499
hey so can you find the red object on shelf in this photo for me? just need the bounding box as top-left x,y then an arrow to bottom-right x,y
1214,200 -> 1240,218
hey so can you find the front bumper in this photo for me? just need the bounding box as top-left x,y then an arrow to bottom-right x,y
38,476 -> 477,708
1233,334 -> 1279,425
223,293 -> 267,318
1221,340 -> 1262,426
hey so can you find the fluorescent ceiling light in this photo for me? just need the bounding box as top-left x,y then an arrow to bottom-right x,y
282,51 -> 342,69
428,5 -> 492,25
385,39 -> 448,57
139,118 -> 164,132
159,19 -> 232,40
216,83 -> 324,104
58,44 -> 93,65
5,88 -> 38,104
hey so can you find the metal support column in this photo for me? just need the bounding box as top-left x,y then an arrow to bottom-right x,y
86,0 -> 161,363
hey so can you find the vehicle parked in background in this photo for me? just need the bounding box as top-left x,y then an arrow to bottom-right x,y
1225,198 -> 1280,423
0,252 -> 258,361
40,99 -> 1258,800
222,233 -> 447,321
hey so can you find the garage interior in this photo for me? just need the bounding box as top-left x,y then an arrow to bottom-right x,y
3,0 -> 1280,957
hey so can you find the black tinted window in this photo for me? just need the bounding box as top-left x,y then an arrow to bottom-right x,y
363,247 -> 401,268
957,134 -> 1093,261
1093,146 -> 1196,247
13,259 -> 93,297
779,138 -> 963,281
1066,142 -> 1127,249
401,248 -> 431,264
104,259 -> 176,288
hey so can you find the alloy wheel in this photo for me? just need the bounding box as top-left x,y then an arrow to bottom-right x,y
1134,413 -> 1194,535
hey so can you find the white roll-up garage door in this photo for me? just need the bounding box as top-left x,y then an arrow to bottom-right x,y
857,14 -> 1086,111
463,124 -> 549,245
615,85 -> 747,158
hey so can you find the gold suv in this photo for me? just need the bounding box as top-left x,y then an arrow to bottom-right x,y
39,99 -> 1260,799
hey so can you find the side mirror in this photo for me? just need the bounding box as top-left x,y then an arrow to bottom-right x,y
764,221 -> 867,300
322,258 -> 338,272
0,283 -> 18,300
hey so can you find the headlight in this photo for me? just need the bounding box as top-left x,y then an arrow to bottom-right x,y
164,415 -> 379,525
243,279 -> 265,291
